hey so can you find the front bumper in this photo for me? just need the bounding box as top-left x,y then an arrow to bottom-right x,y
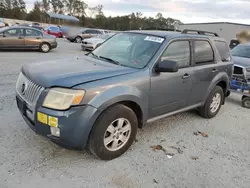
16,94 -> 99,149
51,42 -> 57,49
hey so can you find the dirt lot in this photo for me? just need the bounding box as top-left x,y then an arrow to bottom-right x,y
0,39 -> 249,188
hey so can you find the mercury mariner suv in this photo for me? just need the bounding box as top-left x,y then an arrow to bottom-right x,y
16,29 -> 233,160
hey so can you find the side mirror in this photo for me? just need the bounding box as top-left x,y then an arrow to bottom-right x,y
156,59 -> 178,73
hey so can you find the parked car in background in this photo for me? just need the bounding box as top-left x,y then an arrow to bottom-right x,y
16,29 -> 232,160
229,38 -> 240,49
0,26 -> 57,53
67,28 -> 105,43
231,43 -> 250,82
58,26 -> 69,37
81,33 -> 115,51
0,20 -> 5,28
31,25 -> 44,31
44,26 -> 63,38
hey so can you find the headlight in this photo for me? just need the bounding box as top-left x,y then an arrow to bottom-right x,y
43,88 -> 85,110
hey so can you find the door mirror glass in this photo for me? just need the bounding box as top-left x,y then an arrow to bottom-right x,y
156,60 -> 178,73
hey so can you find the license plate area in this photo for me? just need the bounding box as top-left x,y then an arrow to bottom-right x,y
16,96 -> 26,115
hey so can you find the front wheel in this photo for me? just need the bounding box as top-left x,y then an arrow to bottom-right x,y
88,104 -> 138,160
199,86 -> 224,118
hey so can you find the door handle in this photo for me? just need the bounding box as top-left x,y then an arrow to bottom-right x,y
212,68 -> 218,73
182,73 -> 191,79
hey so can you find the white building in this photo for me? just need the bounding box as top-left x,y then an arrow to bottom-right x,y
179,22 -> 250,44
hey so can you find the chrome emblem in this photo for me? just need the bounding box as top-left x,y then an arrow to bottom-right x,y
21,83 -> 26,95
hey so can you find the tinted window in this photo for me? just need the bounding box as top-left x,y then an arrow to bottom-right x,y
231,45 -> 250,58
162,41 -> 190,68
214,41 -> 231,62
229,39 -> 239,49
4,28 -> 24,36
194,41 -> 214,64
84,30 -> 92,34
25,29 -> 42,36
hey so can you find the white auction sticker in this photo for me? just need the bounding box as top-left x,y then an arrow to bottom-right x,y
144,36 -> 164,43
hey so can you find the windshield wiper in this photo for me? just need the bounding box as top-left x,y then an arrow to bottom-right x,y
99,56 -> 120,65
88,52 -> 99,59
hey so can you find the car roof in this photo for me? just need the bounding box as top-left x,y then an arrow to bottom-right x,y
125,30 -> 224,41
0,26 -> 43,32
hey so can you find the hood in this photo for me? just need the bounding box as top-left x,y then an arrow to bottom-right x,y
232,56 -> 250,67
22,56 -> 139,88
84,38 -> 104,44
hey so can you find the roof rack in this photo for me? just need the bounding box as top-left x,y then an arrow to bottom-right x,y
181,29 -> 219,37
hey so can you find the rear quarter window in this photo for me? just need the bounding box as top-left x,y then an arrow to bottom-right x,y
214,41 -> 231,62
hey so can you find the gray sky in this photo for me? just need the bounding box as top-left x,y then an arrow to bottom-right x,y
25,0 -> 250,24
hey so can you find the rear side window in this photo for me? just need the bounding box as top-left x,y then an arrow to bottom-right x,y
162,41 -> 190,68
214,41 -> 231,62
25,29 -> 42,36
194,41 -> 214,65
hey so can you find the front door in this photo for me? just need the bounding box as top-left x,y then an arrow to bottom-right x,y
0,28 -> 25,48
24,28 -> 43,48
150,40 -> 194,118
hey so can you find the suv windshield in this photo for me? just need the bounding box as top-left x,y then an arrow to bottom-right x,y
90,32 -> 164,69
231,44 -> 250,58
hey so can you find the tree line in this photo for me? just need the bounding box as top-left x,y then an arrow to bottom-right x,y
0,0 -> 182,30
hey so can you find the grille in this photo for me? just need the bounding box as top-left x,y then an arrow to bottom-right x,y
16,72 -> 44,105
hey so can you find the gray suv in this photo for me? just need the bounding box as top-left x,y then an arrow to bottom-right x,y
16,30 -> 233,160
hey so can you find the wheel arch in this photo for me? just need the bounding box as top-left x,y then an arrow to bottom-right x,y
204,73 -> 230,105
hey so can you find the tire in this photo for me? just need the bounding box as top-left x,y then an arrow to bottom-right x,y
199,86 -> 224,118
88,104 -> 138,160
75,36 -> 82,43
39,43 -> 51,53
242,97 -> 250,109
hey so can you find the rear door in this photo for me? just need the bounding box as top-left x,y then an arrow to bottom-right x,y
82,29 -> 93,39
24,28 -> 43,48
0,28 -> 25,48
190,40 -> 221,105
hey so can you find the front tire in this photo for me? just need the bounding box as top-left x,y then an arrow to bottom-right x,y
199,86 -> 224,118
75,36 -> 82,43
39,43 -> 51,53
88,104 -> 138,160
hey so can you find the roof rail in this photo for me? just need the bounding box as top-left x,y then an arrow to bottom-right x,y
181,29 -> 219,37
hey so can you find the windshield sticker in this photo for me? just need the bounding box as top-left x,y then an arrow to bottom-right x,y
144,36 -> 164,43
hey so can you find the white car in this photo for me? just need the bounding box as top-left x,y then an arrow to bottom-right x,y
81,33 -> 115,51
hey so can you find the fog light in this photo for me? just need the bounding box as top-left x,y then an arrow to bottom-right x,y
50,127 -> 60,137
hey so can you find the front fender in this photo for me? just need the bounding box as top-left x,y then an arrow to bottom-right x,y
204,72 -> 230,103
88,85 -> 148,122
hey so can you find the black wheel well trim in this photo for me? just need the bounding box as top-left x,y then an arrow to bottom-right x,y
95,100 -> 144,129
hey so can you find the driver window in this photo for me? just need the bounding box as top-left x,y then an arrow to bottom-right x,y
162,41 -> 190,68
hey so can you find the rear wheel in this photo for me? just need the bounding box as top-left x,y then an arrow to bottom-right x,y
199,86 -> 224,118
39,43 -> 51,53
88,104 -> 138,160
242,97 -> 250,109
75,36 -> 82,43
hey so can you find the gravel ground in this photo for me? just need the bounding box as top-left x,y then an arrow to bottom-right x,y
0,39 -> 250,188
